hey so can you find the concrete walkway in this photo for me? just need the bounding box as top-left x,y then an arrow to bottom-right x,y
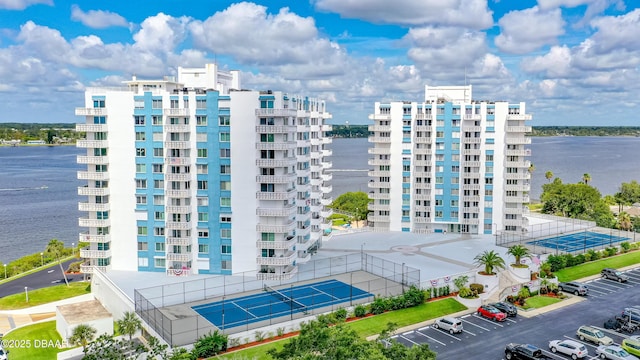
0,294 -> 94,335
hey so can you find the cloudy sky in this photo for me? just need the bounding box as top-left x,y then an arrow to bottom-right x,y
0,0 -> 638,125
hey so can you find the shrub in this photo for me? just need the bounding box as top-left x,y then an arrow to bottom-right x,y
518,286 -> 531,299
606,247 -> 618,257
334,308 -> 348,322
276,327 -> 285,337
228,337 -> 241,348
631,242 -> 639,250
574,254 -> 586,265
370,297 -> 389,315
621,242 -> 631,253
254,330 -> 265,342
506,295 -> 515,304
192,330 -> 228,358
354,304 -> 367,318
458,287 -> 475,298
67,261 -> 83,273
402,285 -> 425,307
469,283 -> 484,295
587,249 -> 601,261
545,255 -> 566,272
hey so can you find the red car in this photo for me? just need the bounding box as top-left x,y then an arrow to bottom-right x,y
477,305 -> 507,322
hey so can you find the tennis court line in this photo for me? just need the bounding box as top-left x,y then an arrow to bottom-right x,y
230,300 -> 257,319
309,285 -> 340,300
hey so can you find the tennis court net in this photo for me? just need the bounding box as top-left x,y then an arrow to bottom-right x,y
263,284 -> 308,314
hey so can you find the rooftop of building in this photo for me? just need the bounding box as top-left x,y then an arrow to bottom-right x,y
57,299 -> 112,324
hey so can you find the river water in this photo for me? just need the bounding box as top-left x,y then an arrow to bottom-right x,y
2,136 -> 639,262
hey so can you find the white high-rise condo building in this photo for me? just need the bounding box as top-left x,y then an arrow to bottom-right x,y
76,64 -> 333,279
367,85 -> 531,235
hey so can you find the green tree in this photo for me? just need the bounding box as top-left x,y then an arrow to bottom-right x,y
618,212 -> 633,231
582,173 -> 591,185
116,311 -> 143,341
545,170 -> 553,182
69,323 -> 97,355
507,245 -> 530,266
329,191 -> 370,221
45,239 -> 69,286
528,163 -> 535,174
473,250 -> 506,275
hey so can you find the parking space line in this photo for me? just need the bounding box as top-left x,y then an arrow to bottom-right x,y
414,330 -> 446,346
601,280 -> 632,288
399,334 -> 420,346
420,328 -> 462,341
472,314 -> 505,327
589,281 -> 626,290
584,286 -> 608,295
505,318 -> 517,323
584,282 -> 615,292
403,331 -> 414,336
460,318 -> 490,331
418,326 -> 429,331
462,329 -> 476,336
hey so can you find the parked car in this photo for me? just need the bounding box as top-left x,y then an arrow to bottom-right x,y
549,339 -> 588,359
558,281 -> 589,296
491,301 -> 518,317
505,343 -> 550,359
577,325 -> 614,345
622,338 -> 640,357
432,316 -> 463,334
596,345 -> 639,360
604,317 -> 625,332
601,268 -> 629,282
622,309 -> 640,324
477,304 -> 507,322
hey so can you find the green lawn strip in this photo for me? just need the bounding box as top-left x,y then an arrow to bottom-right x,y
555,251 -> 640,282
2,320 -> 71,359
0,255 -> 77,286
0,281 -> 90,310
213,298 -> 466,359
521,295 -> 562,310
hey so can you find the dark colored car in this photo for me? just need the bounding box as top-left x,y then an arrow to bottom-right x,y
477,304 -> 507,322
491,301 -> 518,317
621,309 -> 640,324
558,281 -> 589,296
602,268 -> 629,282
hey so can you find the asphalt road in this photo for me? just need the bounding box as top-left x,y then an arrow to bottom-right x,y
0,259 -> 86,298
391,266 -> 640,359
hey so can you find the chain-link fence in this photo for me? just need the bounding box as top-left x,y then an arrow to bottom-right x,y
135,253 -> 420,347
496,214 -> 594,247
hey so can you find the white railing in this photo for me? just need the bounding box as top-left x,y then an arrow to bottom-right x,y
166,222 -> 192,230
164,173 -> 191,181
75,108 -> 108,116
79,233 -> 110,243
256,252 -> 296,266
165,157 -> 191,165
76,123 -> 107,132
79,218 -> 110,227
255,142 -> 297,151
78,202 -> 110,212
77,155 -> 109,164
164,124 -> 190,132
78,187 -> 110,196
256,189 -> 295,201
80,249 -> 111,259
163,108 -> 189,116
255,174 -> 296,183
256,237 -> 296,249
256,205 -> 296,217
77,171 -> 109,180
255,158 -> 297,167
166,237 -> 191,246
76,140 -> 108,148
164,141 -> 190,149
165,205 -> 191,213
255,108 -> 298,117
255,125 -> 296,133
166,253 -> 191,262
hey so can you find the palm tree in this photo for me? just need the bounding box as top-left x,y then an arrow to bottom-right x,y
618,211 -> 633,231
473,250 -> 506,275
117,311 -> 143,341
582,173 -> 591,185
507,244 -> 531,266
70,323 -> 97,355
545,171 -> 553,183
45,238 -> 69,286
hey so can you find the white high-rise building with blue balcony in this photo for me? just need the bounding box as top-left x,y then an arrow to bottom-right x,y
367,85 -> 531,235
76,64 -> 333,280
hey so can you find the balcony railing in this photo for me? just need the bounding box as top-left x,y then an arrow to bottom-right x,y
76,124 -> 107,132
368,147 -> 389,155
255,125 -> 296,134
75,108 -> 108,116
413,217 -> 431,223
165,189 -> 191,198
80,263 -> 108,274
79,218 -> 110,228
367,215 -> 390,222
76,140 -> 108,148
505,149 -> 532,156
164,124 -> 190,132
256,205 -> 297,217
369,136 -> 392,143
255,108 -> 298,117
164,141 -> 190,149
368,158 -> 391,166
256,251 -> 296,266
507,114 -> 533,121
256,189 -> 296,201
80,248 -> 111,259
256,220 -> 296,233
256,236 -> 296,250
506,126 -> 532,133
164,108 -> 189,116
78,233 -> 110,243
166,222 -> 192,230
256,174 -> 296,184
77,171 -> 109,181
77,155 -> 109,165
164,173 -> 191,181
505,137 -> 531,145
166,237 -> 191,246
165,205 -> 191,214
368,192 -> 390,200
167,253 -> 191,262
505,173 -> 531,180
255,142 -> 297,151
368,125 -> 392,132
165,157 -> 191,165
78,187 -> 110,196
320,197 -> 332,206
256,265 -> 298,280
78,202 -> 110,212
255,158 -> 297,168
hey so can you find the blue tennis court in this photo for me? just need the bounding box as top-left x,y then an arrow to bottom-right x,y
527,231 -> 629,253
192,279 -> 371,329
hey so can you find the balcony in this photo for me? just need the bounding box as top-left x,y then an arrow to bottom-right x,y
76,123 -> 108,133
167,253 -> 191,262
368,125 -> 392,132
368,181 -> 389,189
320,220 -> 332,230
256,205 -> 296,217
321,184 -> 332,193
414,217 -> 431,223
164,108 -> 189,116
462,137 -> 482,144
413,193 -> 430,200
79,233 -> 110,243
75,108 -> 108,117
505,137 -> 531,145
256,174 -> 296,184
165,157 -> 190,165
322,124 -> 333,132
310,177 -> 322,187
369,136 -> 391,143
506,126 -> 532,133
461,184 -> 481,191
462,207 -> 480,213
413,137 -> 432,144
256,189 -> 295,201
256,158 -> 297,168
256,141 -> 297,151
321,172 -> 332,182
164,141 -> 190,149
368,147 -> 390,155
78,202 -> 110,212
165,205 -> 191,214
164,124 -> 190,132
80,263 -> 108,274
80,248 -> 111,259
256,251 -> 296,266
322,137 -> 331,144
166,222 -> 192,230
367,214 -> 390,222
256,220 -> 296,233
255,108 -> 298,117
321,160 -> 332,169
505,184 -> 531,192
257,236 -> 296,250
462,161 -> 481,168
79,218 -> 110,227
368,203 -> 390,211
165,189 -> 191,198
297,252 -> 312,264
320,196 -> 332,206
255,125 -> 296,134
507,114 -> 533,121
368,192 -> 390,200
369,113 -> 392,120
506,160 -> 531,168
78,187 -> 109,196
504,206 -> 530,215
77,155 -> 109,165
505,149 -> 532,156
76,140 -> 108,148
166,237 -> 191,246
463,114 -> 481,120
166,268 -> 191,276
415,113 -> 433,120
413,160 -> 432,166
462,195 -> 481,202
164,173 -> 191,181
460,218 -> 479,225
320,207 -> 333,218
414,183 -> 432,189
505,173 -> 531,180
256,265 -> 298,281
77,171 -> 109,181
461,148 -> 481,155
464,126 -> 482,132
368,158 -> 391,166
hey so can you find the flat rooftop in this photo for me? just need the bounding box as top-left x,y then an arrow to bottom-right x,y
57,299 -> 112,324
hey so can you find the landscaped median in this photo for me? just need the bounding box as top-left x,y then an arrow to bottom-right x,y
0,281 -> 91,310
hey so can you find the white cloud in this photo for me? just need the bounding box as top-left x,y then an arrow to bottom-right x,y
495,7 -> 565,54
405,26 -> 488,71
70,5 -> 129,29
537,0 -> 626,26
133,13 -> 191,54
588,9 -> 640,53
0,0 -> 51,10
313,0 -> 494,29
521,45 -> 572,77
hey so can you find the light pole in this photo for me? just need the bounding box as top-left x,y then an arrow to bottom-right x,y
40,252 -> 44,267
25,287 -> 29,303
3,264 -> 6,279
72,242 -> 75,256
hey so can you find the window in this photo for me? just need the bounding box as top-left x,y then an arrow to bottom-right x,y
170,99 -> 179,109
138,258 -> 149,267
134,100 -> 144,109
154,227 -> 165,236
198,230 -> 209,237
198,212 -> 209,222
155,243 -> 165,252
154,258 -> 166,268
221,216 -> 232,223
154,180 -> 164,189
155,211 -> 165,220
197,149 -> 207,158
220,149 -> 231,158
196,99 -> 207,109
136,132 -> 146,141
261,183 -> 275,192
198,244 -> 209,254
197,180 -> 208,190
220,133 -> 230,142
196,116 -> 207,125
136,148 -> 146,157
152,116 -> 162,125
93,99 -> 105,108
136,195 -> 147,205
221,260 -> 231,270
94,148 -> 107,156
153,148 -> 163,157
221,229 -> 231,238
197,164 -> 208,174
153,164 -> 163,173
136,164 -> 146,173
137,242 -> 148,251
220,165 -> 231,174
138,226 -> 147,235
197,197 -> 209,206
221,245 -> 231,254
153,195 -> 164,205
260,134 -> 274,142
136,179 -> 147,189
219,116 -> 230,125
152,99 -> 162,109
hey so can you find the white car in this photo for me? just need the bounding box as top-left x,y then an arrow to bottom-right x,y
549,339 -> 588,359
596,345 -> 639,360
432,316 -> 463,334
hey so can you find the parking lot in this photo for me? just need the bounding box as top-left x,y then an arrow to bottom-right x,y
390,266 -> 640,359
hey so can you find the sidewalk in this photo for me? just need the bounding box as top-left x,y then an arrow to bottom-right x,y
0,294 -> 94,335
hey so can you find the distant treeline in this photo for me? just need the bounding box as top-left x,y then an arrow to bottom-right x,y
329,125 -> 640,138
0,122 -> 81,143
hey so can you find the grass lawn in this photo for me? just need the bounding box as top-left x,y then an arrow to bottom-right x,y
555,251 -> 640,282
521,295 -> 562,310
213,297 -> 466,359
2,320 -> 71,359
0,281 -> 90,310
